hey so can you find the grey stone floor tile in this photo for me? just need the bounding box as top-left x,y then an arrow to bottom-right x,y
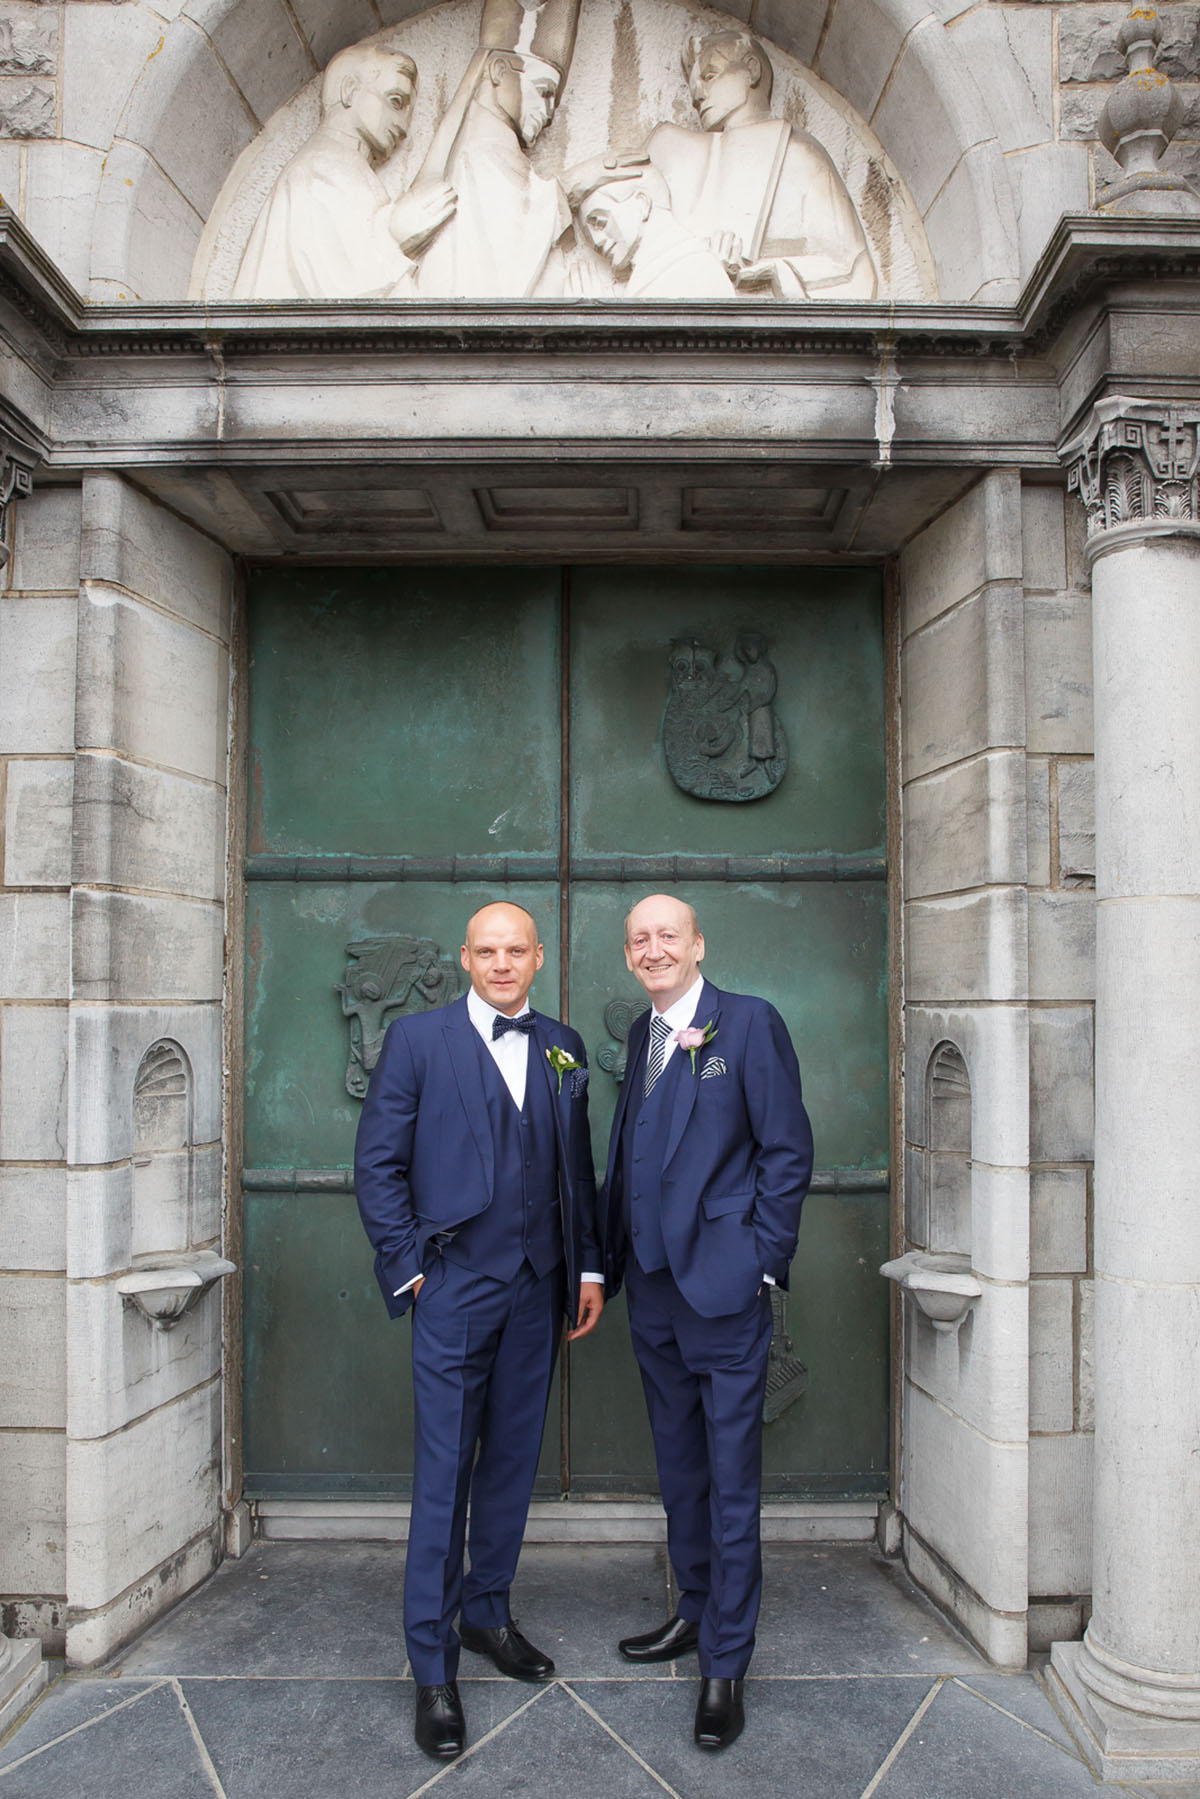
575,1675 -> 934,1797
472,1542 -> 676,1681
116,1540 -> 409,1678
422,1681 -> 671,1799
0,1681 -> 213,1798
0,1677 -> 164,1769
954,1672 -> 1080,1754
755,1545 -> 987,1677
182,1675 -> 532,1799
877,1676 -> 1103,1797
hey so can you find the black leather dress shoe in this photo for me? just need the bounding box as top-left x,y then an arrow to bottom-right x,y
694,1677 -> 745,1751
618,1614 -> 701,1663
458,1619 -> 555,1681
414,1682 -> 465,1760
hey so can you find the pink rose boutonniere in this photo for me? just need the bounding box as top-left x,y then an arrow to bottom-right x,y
676,1019 -> 718,1074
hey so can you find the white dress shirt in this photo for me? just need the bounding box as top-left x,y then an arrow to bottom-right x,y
647,973 -> 707,1070
396,990 -> 602,1293
647,974 -> 773,1288
468,985 -> 531,1108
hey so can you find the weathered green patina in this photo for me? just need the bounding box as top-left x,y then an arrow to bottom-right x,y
243,564 -> 889,1501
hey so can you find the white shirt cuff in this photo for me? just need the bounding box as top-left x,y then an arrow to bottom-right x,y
763,1274 -> 776,1286
580,1271 -> 603,1285
394,1274 -> 422,1296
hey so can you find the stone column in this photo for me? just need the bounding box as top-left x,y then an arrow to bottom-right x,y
1049,397 -> 1200,1782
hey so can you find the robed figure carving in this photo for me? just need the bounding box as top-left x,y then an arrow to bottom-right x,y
649,30 -> 877,300
414,0 -> 581,298
233,45 -> 456,300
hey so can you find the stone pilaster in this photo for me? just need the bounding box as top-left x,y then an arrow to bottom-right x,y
1050,395 -> 1200,1782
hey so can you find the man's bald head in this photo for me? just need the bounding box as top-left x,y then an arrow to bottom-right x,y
465,900 -> 540,945
624,893 -> 699,947
461,902 -> 545,1016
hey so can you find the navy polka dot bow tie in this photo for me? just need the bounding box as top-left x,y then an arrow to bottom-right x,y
492,1012 -> 536,1040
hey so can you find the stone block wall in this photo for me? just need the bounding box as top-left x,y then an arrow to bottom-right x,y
897,470 -> 1096,1663
0,472 -> 235,1663
899,469 -> 1032,1668
1020,479 -> 1096,1653
65,473 -> 233,1665
0,484 -> 79,1651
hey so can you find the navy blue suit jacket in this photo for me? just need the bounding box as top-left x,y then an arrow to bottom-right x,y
355,995 -> 600,1320
603,978 -> 813,1318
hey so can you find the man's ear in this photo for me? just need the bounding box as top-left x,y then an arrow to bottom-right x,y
339,73 -> 362,109
636,191 -> 654,222
744,53 -> 763,88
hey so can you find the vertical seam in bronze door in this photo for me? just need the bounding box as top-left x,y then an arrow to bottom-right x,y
559,565 -> 572,1495
223,559 -> 250,1522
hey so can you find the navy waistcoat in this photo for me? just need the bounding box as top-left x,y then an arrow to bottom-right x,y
620,1036 -> 687,1275
441,1034 -> 563,1281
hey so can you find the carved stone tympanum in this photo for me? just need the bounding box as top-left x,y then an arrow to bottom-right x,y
234,44 -> 456,299
413,0 -> 581,298
649,29 -> 877,299
199,0 -> 923,305
339,935 -> 464,1098
664,632 -> 788,802
564,151 -> 734,297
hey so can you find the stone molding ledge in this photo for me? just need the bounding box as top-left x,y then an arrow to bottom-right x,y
3,208 -> 1200,365
1062,394 -> 1200,557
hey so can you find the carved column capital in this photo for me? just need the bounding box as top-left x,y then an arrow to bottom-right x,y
1062,395 -> 1200,560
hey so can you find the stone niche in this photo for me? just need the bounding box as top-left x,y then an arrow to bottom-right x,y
191,0 -> 936,304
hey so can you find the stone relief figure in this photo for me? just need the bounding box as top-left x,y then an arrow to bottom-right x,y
413,0 -> 581,298
648,29 -> 877,300
563,151 -> 734,298
663,632 -> 788,802
233,45 -> 456,300
338,935 -> 464,1099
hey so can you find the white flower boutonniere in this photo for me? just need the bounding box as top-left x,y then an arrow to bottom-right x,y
676,1019 -> 718,1075
546,1044 -> 583,1096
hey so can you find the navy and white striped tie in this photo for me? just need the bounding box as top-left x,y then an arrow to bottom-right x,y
644,1015 -> 673,1098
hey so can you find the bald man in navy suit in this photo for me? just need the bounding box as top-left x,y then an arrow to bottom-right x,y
356,901 -> 603,1761
604,893 -> 813,1751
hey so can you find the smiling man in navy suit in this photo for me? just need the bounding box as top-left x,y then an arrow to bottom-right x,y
604,893 -> 813,1751
355,901 -> 603,1761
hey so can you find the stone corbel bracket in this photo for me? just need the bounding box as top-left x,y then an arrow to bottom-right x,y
117,1251 -> 237,1331
880,1250 -> 982,1335
0,427 -> 37,569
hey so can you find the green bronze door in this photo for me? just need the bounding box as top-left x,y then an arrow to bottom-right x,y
242,565 -> 889,1502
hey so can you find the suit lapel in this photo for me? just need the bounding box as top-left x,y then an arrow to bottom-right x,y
607,1005 -> 650,1186
530,1015 -> 570,1170
662,980 -> 722,1170
443,997 -> 495,1190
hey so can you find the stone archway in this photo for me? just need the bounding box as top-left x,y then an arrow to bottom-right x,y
88,0 -> 1020,305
